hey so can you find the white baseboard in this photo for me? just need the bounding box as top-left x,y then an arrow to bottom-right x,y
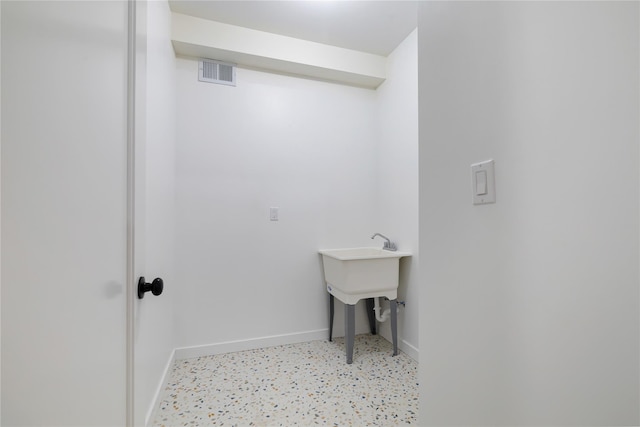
145,348 -> 176,427
376,332 -> 419,362
174,329 -> 329,360
400,339 -> 419,362
376,328 -> 419,362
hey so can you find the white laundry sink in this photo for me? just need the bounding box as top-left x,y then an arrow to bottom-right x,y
319,247 -> 411,305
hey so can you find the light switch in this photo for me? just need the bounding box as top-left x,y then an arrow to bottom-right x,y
471,160 -> 496,205
475,170 -> 487,195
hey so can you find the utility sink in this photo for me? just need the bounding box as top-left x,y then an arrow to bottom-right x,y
319,247 -> 411,305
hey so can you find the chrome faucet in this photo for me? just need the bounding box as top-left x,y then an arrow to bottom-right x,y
371,233 -> 397,251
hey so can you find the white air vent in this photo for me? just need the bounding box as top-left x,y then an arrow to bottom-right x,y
198,59 -> 236,86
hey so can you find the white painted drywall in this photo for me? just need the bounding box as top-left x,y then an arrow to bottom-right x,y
419,2 -> 639,425
374,29 -> 419,358
1,2 -> 129,425
0,3 -> 3,421
174,60 -> 379,348
135,1 -> 178,425
171,12 -> 386,89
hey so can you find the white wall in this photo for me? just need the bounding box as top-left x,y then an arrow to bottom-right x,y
419,2 -> 639,425
171,12 -> 387,89
0,3 -> 3,421
0,2 -> 3,421
135,1 -> 177,424
174,61 -> 379,349
375,29 -> 419,357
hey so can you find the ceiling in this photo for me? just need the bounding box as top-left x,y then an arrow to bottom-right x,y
167,1 -> 419,57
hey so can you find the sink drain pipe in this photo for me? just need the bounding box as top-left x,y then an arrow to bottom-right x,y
373,297 -> 405,322
374,297 -> 391,322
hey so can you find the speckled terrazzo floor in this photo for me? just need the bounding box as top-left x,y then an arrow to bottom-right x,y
152,334 -> 418,426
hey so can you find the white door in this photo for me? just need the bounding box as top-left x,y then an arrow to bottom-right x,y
2,1 -> 134,424
129,1 -> 178,425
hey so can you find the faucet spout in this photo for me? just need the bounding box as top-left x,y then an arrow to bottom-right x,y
370,233 -> 397,251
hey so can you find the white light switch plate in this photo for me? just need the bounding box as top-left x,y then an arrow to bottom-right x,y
471,160 -> 496,205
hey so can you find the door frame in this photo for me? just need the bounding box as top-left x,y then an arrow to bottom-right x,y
126,0 -> 137,425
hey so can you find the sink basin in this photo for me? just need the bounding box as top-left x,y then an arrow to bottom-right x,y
319,247 -> 411,305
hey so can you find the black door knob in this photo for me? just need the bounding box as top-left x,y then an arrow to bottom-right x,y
137,277 -> 163,299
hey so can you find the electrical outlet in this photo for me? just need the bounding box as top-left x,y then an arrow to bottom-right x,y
270,207 -> 279,221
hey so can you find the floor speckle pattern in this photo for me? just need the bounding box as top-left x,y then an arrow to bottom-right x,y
152,334 -> 418,426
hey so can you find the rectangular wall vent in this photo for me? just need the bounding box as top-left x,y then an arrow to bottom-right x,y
198,59 -> 236,86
